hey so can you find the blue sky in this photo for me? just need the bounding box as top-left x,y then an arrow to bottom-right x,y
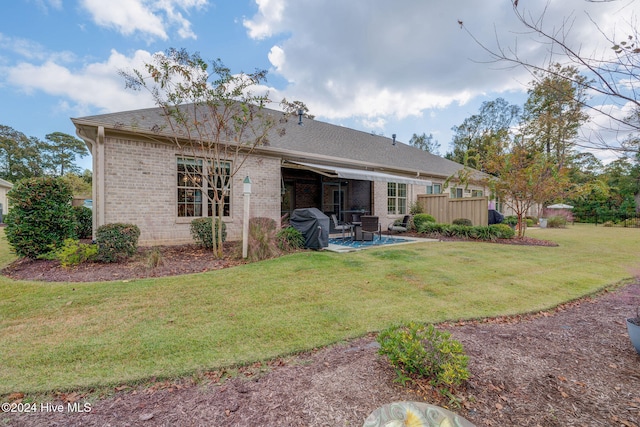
1,0 -> 636,172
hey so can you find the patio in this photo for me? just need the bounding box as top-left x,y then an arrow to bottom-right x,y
325,234 -> 435,252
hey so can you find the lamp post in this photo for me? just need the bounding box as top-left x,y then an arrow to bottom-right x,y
242,176 -> 252,259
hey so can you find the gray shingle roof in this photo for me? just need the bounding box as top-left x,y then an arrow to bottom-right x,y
72,105 -> 468,180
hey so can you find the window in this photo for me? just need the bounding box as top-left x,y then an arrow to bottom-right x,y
426,184 -> 441,194
207,162 -> 231,217
387,182 -> 407,215
450,187 -> 463,198
472,189 -> 483,197
177,158 -> 203,217
177,157 -> 231,218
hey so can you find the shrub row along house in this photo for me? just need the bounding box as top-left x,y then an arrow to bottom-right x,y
72,105 -> 489,245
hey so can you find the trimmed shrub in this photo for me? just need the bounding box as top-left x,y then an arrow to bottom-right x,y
452,218 -> 473,227
73,206 -> 93,239
503,215 -> 518,226
547,216 -> 567,228
190,217 -> 227,249
413,213 -> 436,230
51,238 -> 98,268
526,218 -> 534,227
248,217 -> 279,261
377,321 -> 469,391
276,226 -> 305,251
489,223 -> 515,239
4,177 -> 76,258
95,223 -> 140,263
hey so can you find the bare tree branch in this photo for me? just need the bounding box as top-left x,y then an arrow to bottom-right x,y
463,0 -> 640,155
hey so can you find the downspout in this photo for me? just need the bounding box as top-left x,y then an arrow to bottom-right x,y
95,126 -> 105,235
75,125 -> 105,240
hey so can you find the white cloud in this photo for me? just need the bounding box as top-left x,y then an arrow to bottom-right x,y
267,45 -> 286,75
243,0 -> 632,139
29,0 -> 62,13
1,48 -> 283,119
243,0 -> 286,40
79,0 -> 208,41
0,33 -> 73,62
361,117 -> 386,130
4,49 -> 157,115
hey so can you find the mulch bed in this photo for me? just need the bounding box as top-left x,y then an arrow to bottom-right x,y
1,232 -> 557,283
2,234 -> 639,427
1,242 -> 247,282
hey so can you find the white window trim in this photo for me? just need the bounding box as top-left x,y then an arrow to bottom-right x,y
177,157 -> 232,219
387,182 -> 407,215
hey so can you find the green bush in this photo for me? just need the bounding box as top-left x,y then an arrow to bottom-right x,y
95,223 -> 140,263
526,218 -> 534,227
377,321 -> 469,391
4,177 -> 77,258
449,224 -> 472,238
51,238 -> 98,268
452,218 -> 473,226
420,221 -> 515,241
503,216 -> 518,226
248,217 -> 279,262
418,222 -> 447,234
409,201 -> 424,215
73,206 -> 93,239
190,217 -> 227,249
413,213 -> 436,230
547,216 -> 567,228
470,225 -> 492,240
276,226 -> 305,251
489,223 -> 515,239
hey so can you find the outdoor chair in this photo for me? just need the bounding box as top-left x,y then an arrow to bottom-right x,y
388,215 -> 411,234
331,214 -> 353,240
360,215 -> 381,241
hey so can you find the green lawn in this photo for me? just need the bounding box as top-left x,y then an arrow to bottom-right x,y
1,224 -> 638,394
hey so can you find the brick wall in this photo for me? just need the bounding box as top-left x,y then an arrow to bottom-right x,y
102,136 -> 281,245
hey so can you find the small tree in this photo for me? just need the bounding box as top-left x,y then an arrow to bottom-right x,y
121,48 -> 304,258
485,142 -> 570,237
4,177 -> 76,258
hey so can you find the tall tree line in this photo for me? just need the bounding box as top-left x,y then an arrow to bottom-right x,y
0,125 -> 89,182
444,63 -> 639,230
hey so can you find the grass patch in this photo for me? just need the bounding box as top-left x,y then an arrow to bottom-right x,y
0,224 -> 638,394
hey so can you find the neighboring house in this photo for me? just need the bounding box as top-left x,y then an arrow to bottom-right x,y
72,106 -> 488,245
0,178 -> 13,219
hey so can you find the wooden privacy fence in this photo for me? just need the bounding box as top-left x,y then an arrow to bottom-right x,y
416,194 -> 489,226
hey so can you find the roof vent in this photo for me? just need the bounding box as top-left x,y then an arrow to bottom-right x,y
392,134 -> 396,146
297,109 -> 304,126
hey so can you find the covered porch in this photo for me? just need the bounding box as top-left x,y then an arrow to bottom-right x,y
280,161 -> 431,232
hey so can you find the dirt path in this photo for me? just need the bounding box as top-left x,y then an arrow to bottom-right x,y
3,282 -> 639,427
